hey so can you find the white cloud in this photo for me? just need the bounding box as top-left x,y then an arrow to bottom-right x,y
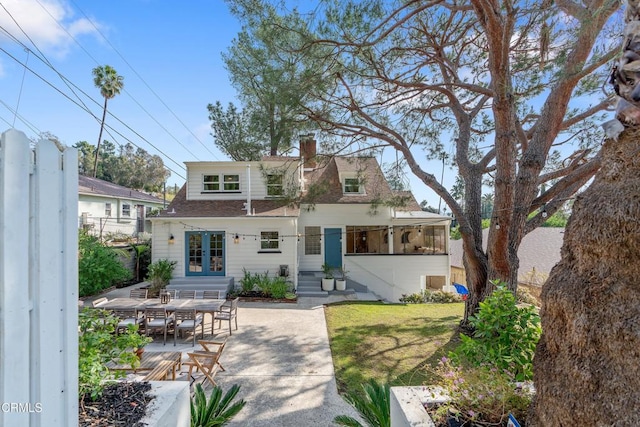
0,0 -> 100,57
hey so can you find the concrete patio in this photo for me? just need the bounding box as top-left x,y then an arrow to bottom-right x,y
85,284 -> 376,426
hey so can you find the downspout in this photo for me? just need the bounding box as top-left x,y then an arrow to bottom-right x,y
246,164 -> 252,216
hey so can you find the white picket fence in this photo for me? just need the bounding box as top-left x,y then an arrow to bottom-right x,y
0,129 -> 78,426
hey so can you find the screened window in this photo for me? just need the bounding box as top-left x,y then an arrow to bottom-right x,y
105,203 -> 112,216
223,174 -> 240,191
122,204 -> 131,217
305,226 -> 321,255
267,174 -> 284,196
260,231 -> 279,251
203,175 -> 219,191
344,178 -> 361,194
392,225 -> 446,254
345,226 -> 389,254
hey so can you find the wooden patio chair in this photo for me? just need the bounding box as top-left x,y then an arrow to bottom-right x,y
173,308 -> 204,346
112,308 -> 144,335
215,297 -> 239,335
178,290 -> 196,299
144,307 -> 174,345
129,289 -> 148,299
186,351 -> 222,388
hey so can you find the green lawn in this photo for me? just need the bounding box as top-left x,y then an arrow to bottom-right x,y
324,301 -> 464,396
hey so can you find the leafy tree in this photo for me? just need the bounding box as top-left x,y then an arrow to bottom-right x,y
74,141 -> 169,192
92,65 -> 124,177
210,0 -> 328,159
241,0 -> 619,319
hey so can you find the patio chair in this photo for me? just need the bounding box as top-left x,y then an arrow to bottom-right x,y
144,307 -> 174,345
165,289 -> 178,299
202,290 -> 223,299
186,351 -> 223,388
178,290 -> 196,299
112,308 -> 144,335
130,289 -> 148,299
173,309 -> 204,346
214,297 -> 239,335
182,339 -> 227,378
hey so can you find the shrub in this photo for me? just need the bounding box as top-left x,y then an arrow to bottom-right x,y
255,271 -> 273,296
451,281 -> 541,381
270,277 -> 290,299
429,358 -> 533,426
146,259 -> 177,294
78,231 -> 132,297
78,308 -> 152,400
399,289 -> 461,304
190,383 -> 246,427
239,268 -> 257,293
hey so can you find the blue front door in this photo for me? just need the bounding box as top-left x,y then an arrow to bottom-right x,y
185,231 -> 225,276
324,228 -> 342,269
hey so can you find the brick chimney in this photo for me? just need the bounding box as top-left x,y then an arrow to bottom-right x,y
299,134 -> 317,168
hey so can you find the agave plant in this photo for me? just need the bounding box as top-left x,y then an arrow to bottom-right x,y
334,378 -> 390,427
190,383 -> 246,427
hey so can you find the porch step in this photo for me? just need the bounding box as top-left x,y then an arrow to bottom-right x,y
167,276 -> 234,296
296,274 -> 328,297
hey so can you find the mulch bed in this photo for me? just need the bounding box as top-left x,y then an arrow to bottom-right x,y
79,382 -> 153,427
234,291 -> 297,303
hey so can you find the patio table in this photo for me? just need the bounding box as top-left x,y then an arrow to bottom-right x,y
97,297 -> 225,334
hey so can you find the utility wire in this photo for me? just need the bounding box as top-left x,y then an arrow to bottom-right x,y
0,44 -> 186,180
0,98 -> 42,135
66,0 -> 220,160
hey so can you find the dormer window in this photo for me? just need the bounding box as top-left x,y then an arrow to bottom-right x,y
267,174 -> 284,197
344,177 -> 362,194
203,174 -> 240,192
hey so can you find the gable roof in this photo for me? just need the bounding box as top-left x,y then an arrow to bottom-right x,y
156,185 -> 300,218
78,175 -> 164,204
450,227 -> 564,277
303,157 -> 394,204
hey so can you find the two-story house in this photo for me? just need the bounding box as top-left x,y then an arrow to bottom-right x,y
151,136 -> 451,301
79,175 -> 165,239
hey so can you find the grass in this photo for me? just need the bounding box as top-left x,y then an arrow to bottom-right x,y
324,301 -> 464,397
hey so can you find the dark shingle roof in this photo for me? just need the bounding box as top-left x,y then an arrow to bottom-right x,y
78,175 -> 164,204
450,227 -> 564,276
157,185 -> 300,218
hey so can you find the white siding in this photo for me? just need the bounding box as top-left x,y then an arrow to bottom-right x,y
78,194 -> 163,237
151,217 -> 298,287
185,161 -> 301,201
298,204 -> 451,300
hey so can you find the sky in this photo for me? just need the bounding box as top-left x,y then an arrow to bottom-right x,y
0,0 -> 457,210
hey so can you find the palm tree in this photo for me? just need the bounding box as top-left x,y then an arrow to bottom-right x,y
92,65 -> 124,177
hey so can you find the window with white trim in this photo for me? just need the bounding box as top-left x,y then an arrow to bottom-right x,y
203,175 -> 220,191
266,174 -> 284,196
122,203 -> 131,217
305,226 -> 321,255
260,231 -> 280,251
344,178 -> 362,194
202,174 -> 240,192
105,203 -> 112,216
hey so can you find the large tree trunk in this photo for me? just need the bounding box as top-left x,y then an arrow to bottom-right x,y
528,127 -> 640,425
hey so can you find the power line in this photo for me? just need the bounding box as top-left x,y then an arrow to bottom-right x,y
66,0 -> 220,161
0,44 -> 186,180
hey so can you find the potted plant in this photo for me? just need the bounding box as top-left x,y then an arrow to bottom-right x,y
146,259 -> 177,297
335,265 -> 348,291
321,263 -> 335,291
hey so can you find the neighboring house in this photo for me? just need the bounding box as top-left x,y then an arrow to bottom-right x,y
449,227 -> 564,299
78,175 -> 165,238
151,136 -> 451,302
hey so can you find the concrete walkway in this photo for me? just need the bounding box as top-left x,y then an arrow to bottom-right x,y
86,285 -> 375,426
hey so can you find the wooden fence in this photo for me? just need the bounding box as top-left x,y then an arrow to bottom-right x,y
0,129 -> 78,426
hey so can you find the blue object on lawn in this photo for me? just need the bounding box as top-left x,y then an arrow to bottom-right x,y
453,283 -> 469,295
